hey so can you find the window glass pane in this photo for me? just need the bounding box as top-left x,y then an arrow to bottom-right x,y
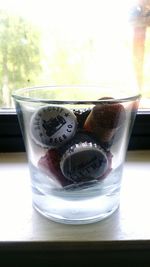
0,0 -> 149,108
141,27 -> 150,108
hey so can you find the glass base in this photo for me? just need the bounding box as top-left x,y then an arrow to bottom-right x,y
32,188 -> 120,224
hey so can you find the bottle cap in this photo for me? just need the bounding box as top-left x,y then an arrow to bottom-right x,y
58,130 -> 99,155
73,108 -> 91,129
38,149 -> 70,187
30,105 -> 77,148
60,142 -> 109,183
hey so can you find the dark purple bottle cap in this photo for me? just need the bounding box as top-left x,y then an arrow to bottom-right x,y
30,105 -> 77,148
58,130 -> 98,155
60,142 -> 108,183
73,108 -> 91,129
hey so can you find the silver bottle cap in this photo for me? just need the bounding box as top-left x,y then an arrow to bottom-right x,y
30,105 -> 77,148
60,142 -> 109,182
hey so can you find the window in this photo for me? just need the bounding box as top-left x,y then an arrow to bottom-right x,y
0,0 -> 150,151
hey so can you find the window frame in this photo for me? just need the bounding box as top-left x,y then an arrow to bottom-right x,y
0,110 -> 150,152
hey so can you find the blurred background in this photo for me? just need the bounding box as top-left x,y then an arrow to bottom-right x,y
0,0 -> 150,108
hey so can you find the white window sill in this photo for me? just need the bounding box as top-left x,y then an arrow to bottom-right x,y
0,150 -> 150,253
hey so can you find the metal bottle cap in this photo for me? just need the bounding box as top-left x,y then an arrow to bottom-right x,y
60,142 -> 109,183
30,105 -> 77,148
38,149 -> 70,187
73,108 -> 91,129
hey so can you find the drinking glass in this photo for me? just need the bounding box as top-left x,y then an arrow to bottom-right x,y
12,86 -> 140,224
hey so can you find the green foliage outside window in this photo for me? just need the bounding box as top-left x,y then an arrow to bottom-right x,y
0,5 -> 150,108
0,10 -> 42,106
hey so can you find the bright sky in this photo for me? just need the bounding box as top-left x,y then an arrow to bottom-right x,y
0,0 -> 135,28
0,0 -> 139,94
0,0 -> 135,48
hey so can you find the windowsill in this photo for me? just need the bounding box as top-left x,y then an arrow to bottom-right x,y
0,150 -> 150,263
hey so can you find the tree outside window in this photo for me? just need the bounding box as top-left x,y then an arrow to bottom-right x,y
0,10 -> 42,107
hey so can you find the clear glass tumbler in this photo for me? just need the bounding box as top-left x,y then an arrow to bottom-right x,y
12,86 -> 140,224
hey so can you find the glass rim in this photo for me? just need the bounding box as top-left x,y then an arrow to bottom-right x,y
12,85 -> 141,104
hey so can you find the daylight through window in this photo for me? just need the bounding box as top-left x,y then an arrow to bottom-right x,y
0,0 -> 150,108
